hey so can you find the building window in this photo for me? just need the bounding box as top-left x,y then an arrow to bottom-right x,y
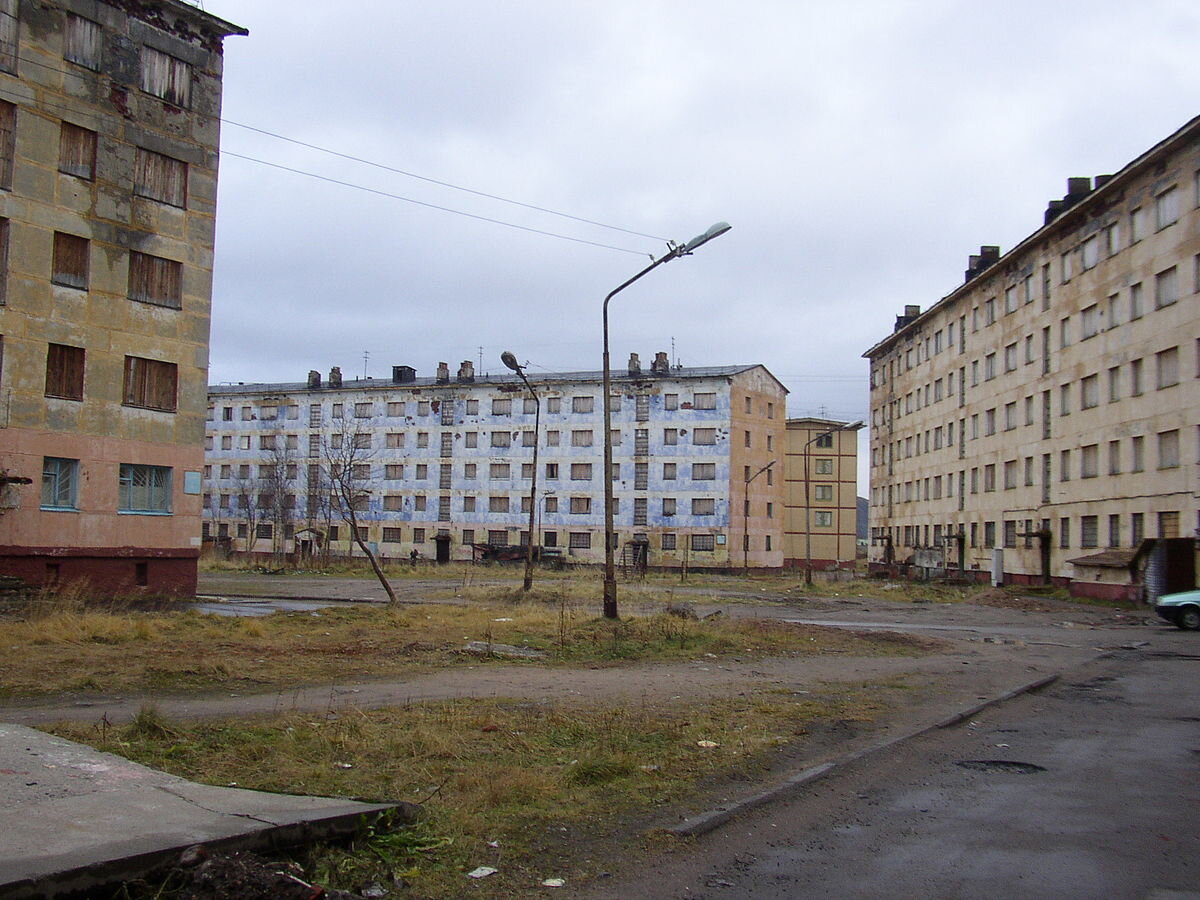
692,463 -> 716,480
1081,516 -> 1099,549
693,392 -> 716,410
661,497 -> 676,517
1108,515 -> 1120,548
1155,266 -> 1179,309
1157,347 -> 1179,388
543,496 -> 557,513
1130,282 -> 1144,319
464,431 -> 477,448
663,393 -> 678,410
569,496 -> 591,514
382,527 -> 403,543
571,429 -> 593,447
814,484 -> 833,502
122,356 -> 177,411
1130,358 -> 1144,396
1132,435 -> 1145,472
141,46 -> 192,107
1158,430 -> 1180,469
569,532 -> 591,549
385,464 -> 403,480
1081,444 -> 1098,478
814,458 -> 833,475
570,463 -> 592,481
490,398 -> 510,416
128,252 -> 182,308
1131,206 -> 1146,242
1080,304 -> 1099,340
58,121 -> 97,180
662,462 -> 676,480
1155,186 -> 1179,230
815,433 -> 834,448
41,457 -> 79,509
118,463 -> 171,513
663,428 -> 678,445
63,13 -> 102,69
45,343 -> 85,400
693,428 -> 717,445
52,233 -> 89,289
491,431 -> 511,448
661,533 -> 677,550
572,395 -> 594,413
1081,374 -> 1099,409
691,498 -> 715,515
134,148 -> 187,207
691,534 -> 715,551
1108,440 -> 1121,475
814,510 -> 833,527
0,101 -> 14,191
1080,235 -> 1099,270
411,527 -> 426,543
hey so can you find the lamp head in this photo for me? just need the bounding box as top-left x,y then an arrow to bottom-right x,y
682,221 -> 732,254
500,351 -> 521,372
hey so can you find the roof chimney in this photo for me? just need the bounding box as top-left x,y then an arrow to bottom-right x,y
651,351 -> 669,375
628,352 -> 641,376
894,305 -> 921,333
964,245 -> 1000,283
328,366 -> 342,388
392,365 -> 416,384
307,370 -> 321,389
436,362 -> 450,384
457,360 -> 475,382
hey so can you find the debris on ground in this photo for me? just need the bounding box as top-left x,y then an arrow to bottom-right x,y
463,640 -> 546,659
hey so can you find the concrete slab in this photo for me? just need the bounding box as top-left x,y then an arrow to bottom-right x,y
0,723 -> 407,899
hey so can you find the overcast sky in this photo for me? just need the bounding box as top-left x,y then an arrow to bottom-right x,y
195,0 -> 1200,492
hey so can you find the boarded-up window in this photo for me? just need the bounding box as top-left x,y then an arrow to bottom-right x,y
52,232 -> 89,289
0,0 -> 17,75
0,218 -> 8,305
134,148 -> 186,207
0,100 -> 14,189
141,46 -> 191,107
64,15 -> 101,70
122,355 -> 177,411
128,251 -> 182,308
59,122 -> 97,180
45,343 -> 84,400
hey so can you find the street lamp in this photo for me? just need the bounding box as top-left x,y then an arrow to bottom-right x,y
743,460 -> 776,570
602,221 -> 732,619
804,420 -> 863,586
502,351 -> 539,592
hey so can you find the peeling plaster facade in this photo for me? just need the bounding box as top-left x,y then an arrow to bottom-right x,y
0,0 -> 245,594
205,359 -> 789,569
864,116 -> 1200,601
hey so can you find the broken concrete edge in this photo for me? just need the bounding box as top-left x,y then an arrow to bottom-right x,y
666,671 -> 1063,839
1,802 -> 419,900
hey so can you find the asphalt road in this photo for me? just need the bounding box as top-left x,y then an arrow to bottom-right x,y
584,642 -> 1200,899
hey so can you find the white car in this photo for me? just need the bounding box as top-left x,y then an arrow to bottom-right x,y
1155,589 -> 1200,630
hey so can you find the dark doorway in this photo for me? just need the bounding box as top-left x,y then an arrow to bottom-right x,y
434,533 -> 451,564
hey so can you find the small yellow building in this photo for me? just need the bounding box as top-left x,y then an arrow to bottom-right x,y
782,418 -> 861,572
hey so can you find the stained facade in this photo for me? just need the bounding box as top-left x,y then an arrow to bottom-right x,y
864,117 -> 1200,600
0,0 -> 245,594
204,356 -> 789,568
782,418 -> 861,571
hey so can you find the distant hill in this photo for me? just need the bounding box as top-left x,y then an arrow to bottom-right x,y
857,497 -> 868,539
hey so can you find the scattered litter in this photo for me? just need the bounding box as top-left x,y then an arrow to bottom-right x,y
640,764 -> 660,772
467,867 -> 498,879
487,840 -> 500,848
493,617 -> 513,622
481,724 -> 500,733
697,740 -> 719,749
361,883 -> 388,898
541,878 -> 566,887
464,640 -> 546,660
334,762 -> 353,769
996,743 -> 1010,748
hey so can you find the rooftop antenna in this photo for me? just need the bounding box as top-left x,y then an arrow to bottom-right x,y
478,345 -> 484,374
671,336 -> 677,368
362,350 -> 370,379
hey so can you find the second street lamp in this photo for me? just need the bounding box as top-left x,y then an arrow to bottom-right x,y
501,351 -> 539,592
803,420 -> 863,586
742,460 -> 776,570
602,221 -> 731,620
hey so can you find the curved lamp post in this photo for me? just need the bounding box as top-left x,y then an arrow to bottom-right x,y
743,460 -> 776,570
804,420 -> 864,586
602,221 -> 732,619
502,351 -> 539,592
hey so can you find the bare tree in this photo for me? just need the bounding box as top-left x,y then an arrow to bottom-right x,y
321,417 -> 398,605
231,463 -> 261,555
259,436 -> 299,564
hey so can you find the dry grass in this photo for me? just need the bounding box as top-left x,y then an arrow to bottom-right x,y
0,595 -> 931,698
48,682 -> 894,898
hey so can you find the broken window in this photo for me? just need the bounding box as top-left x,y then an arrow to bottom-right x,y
45,343 -> 85,400
122,355 -> 177,411
128,251 -> 182,309
58,121 -> 98,181
52,233 -> 89,289
141,46 -> 191,107
134,148 -> 187,207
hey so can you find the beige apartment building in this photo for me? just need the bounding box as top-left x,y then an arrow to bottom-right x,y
204,355 -> 788,569
782,417 -> 860,571
0,0 -> 245,594
865,116 -> 1199,601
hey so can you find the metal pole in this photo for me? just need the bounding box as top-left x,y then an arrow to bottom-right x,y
742,460 -> 775,571
602,251 -> 679,619
501,352 -> 540,592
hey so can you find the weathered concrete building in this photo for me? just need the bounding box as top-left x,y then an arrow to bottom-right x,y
205,355 -> 789,569
782,417 -> 861,572
0,0 -> 245,594
864,116 -> 1200,600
